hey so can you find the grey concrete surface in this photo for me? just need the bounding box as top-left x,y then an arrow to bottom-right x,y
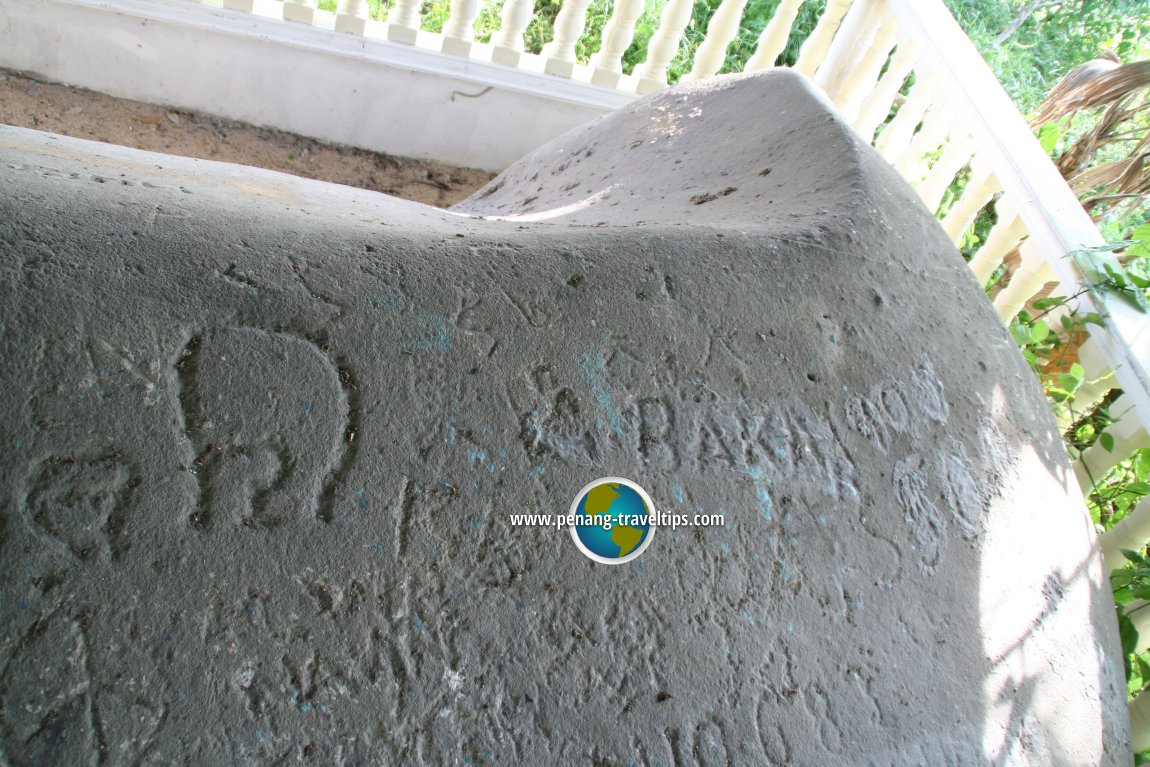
0,70 -> 1129,765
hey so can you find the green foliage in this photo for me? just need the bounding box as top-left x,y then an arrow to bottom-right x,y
944,0 -> 1150,112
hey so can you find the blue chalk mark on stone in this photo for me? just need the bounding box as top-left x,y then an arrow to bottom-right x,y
671,484 -> 684,505
398,313 -> 453,352
580,352 -> 623,437
744,465 -> 773,522
302,400 -> 313,414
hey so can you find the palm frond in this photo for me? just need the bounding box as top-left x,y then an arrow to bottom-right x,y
1031,60 -> 1150,127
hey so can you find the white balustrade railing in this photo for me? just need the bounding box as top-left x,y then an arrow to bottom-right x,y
189,0 -> 1150,739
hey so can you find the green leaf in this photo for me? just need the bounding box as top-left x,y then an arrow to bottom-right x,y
1129,224 -> 1150,258
1105,262 -> 1129,288
1120,610 -> 1139,656
1030,320 -> 1051,343
1129,482 -> 1150,496
1010,323 -> 1032,346
1101,432 -> 1116,452
1037,121 -> 1062,153
1058,372 -> 1083,393
1083,312 -> 1108,327
1032,296 -> 1067,310
1114,569 -> 1137,589
1123,549 -> 1148,565
1047,387 -> 1073,403
1070,363 -> 1085,379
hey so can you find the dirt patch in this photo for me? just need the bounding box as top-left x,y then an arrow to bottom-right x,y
0,69 -> 494,207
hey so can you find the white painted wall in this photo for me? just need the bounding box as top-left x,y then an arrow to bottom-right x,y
0,0 -> 638,171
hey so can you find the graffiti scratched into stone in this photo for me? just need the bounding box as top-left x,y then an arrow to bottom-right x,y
25,453 -> 138,562
175,327 -> 357,530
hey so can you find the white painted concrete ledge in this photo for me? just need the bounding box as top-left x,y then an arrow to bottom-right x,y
0,0 -> 639,170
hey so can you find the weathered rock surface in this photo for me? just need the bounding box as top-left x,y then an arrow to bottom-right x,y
0,70 -> 1129,765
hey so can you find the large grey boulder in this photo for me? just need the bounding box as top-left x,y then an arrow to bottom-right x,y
0,70 -> 1128,764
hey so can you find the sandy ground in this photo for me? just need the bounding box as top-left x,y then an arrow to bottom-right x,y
0,69 -> 494,207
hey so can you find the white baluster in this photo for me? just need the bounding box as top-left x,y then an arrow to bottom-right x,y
1073,399 -> 1150,492
852,41 -> 918,141
223,0 -> 254,11
894,101 -> 956,182
590,0 -> 646,86
993,239 -> 1058,322
1131,599 -> 1150,654
917,132 -> 976,213
492,0 -> 536,67
682,0 -> 751,82
336,0 -> 368,34
940,160 -> 998,244
794,0 -> 853,77
813,0 -> 878,94
1132,688 -> 1150,754
442,0 -> 482,56
968,199 -> 1026,285
1062,339 -> 1119,430
744,0 -> 804,72
387,0 -> 422,44
832,12 -> 899,120
1103,495 -> 1150,574
634,0 -> 695,94
283,0 -> 317,24
544,0 -> 595,77
874,73 -> 936,160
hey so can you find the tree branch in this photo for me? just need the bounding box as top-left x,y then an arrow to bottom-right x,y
993,0 -> 1055,47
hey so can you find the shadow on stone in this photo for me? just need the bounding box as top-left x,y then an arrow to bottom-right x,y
0,69 -> 1128,764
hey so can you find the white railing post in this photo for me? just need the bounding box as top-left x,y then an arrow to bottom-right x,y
813,0 -> 878,95
992,240 -> 1059,321
283,0 -> 316,24
795,0 -> 854,77
589,0 -> 646,86
885,0 -> 1150,432
336,0 -> 368,34
744,0 -> 805,72
682,0 -> 751,82
1073,407 -> 1150,492
634,0 -> 695,94
544,0 -> 595,77
893,101 -> 957,179
917,132 -> 977,213
852,40 -> 919,139
492,0 -> 536,67
442,0 -> 481,56
222,0 -> 254,11
1133,690 -> 1150,753
939,160 -> 998,243
832,12 -> 900,121
874,72 -> 935,160
387,0 -> 423,44
1102,498 -> 1150,574
968,201 -> 1026,285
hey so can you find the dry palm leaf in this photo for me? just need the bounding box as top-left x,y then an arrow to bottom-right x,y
1071,134 -> 1150,216
1031,60 -> 1150,127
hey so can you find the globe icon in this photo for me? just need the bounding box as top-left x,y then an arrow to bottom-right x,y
569,478 -> 656,564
